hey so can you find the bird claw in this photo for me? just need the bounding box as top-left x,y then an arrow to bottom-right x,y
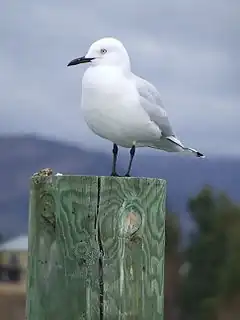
111,172 -> 120,177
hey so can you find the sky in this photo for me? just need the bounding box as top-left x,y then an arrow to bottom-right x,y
0,0 -> 239,155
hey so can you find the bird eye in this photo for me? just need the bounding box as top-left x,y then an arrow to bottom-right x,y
100,48 -> 107,54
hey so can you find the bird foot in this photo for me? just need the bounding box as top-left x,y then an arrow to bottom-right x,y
111,172 -> 120,177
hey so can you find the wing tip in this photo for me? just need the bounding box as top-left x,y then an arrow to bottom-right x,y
184,147 -> 206,158
196,151 -> 205,158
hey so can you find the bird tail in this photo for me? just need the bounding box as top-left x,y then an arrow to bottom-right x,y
166,136 -> 205,158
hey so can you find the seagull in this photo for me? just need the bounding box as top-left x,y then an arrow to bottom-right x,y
67,37 -> 205,177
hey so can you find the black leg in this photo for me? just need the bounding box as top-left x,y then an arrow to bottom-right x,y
125,145 -> 136,177
111,143 -> 119,176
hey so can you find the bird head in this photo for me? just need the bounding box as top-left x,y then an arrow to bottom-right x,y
67,37 -> 130,69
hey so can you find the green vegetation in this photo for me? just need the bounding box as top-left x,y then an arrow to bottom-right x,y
165,186 -> 240,320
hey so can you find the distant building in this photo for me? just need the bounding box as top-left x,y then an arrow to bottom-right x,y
0,235 -> 28,320
0,235 -> 28,293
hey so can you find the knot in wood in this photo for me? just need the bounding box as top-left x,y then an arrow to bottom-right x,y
73,240 -> 98,267
117,200 -> 143,238
124,210 -> 141,236
40,192 -> 56,230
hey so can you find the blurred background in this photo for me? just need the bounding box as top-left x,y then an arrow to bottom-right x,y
0,0 -> 239,319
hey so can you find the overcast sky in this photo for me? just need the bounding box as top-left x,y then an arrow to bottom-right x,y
1,0 -> 239,155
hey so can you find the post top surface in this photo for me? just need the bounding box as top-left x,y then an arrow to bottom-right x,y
31,170 -> 167,184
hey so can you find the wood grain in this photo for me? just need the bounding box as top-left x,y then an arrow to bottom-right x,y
27,175 -> 166,320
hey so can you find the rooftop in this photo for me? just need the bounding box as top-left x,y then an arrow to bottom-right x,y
0,235 -> 28,252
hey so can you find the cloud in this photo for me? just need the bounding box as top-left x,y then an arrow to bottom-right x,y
0,0 -> 239,155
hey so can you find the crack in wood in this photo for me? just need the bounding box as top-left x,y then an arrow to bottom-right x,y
97,177 -> 104,320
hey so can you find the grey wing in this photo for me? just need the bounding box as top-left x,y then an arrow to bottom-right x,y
134,75 -> 175,137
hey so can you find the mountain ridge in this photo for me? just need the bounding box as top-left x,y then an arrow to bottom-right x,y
0,134 -> 239,240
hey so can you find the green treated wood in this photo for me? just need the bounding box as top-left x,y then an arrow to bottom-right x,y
27,172 -> 166,320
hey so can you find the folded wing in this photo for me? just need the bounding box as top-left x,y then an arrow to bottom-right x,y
134,75 -> 175,137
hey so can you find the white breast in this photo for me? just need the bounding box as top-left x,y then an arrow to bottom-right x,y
81,66 -> 160,147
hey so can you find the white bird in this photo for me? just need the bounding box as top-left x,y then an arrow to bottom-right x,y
67,37 -> 205,176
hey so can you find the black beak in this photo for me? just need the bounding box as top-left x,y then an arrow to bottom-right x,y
67,56 -> 94,67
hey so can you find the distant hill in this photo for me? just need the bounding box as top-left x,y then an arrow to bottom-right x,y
0,135 -> 239,240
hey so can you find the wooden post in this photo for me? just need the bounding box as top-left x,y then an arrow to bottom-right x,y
27,171 -> 166,320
